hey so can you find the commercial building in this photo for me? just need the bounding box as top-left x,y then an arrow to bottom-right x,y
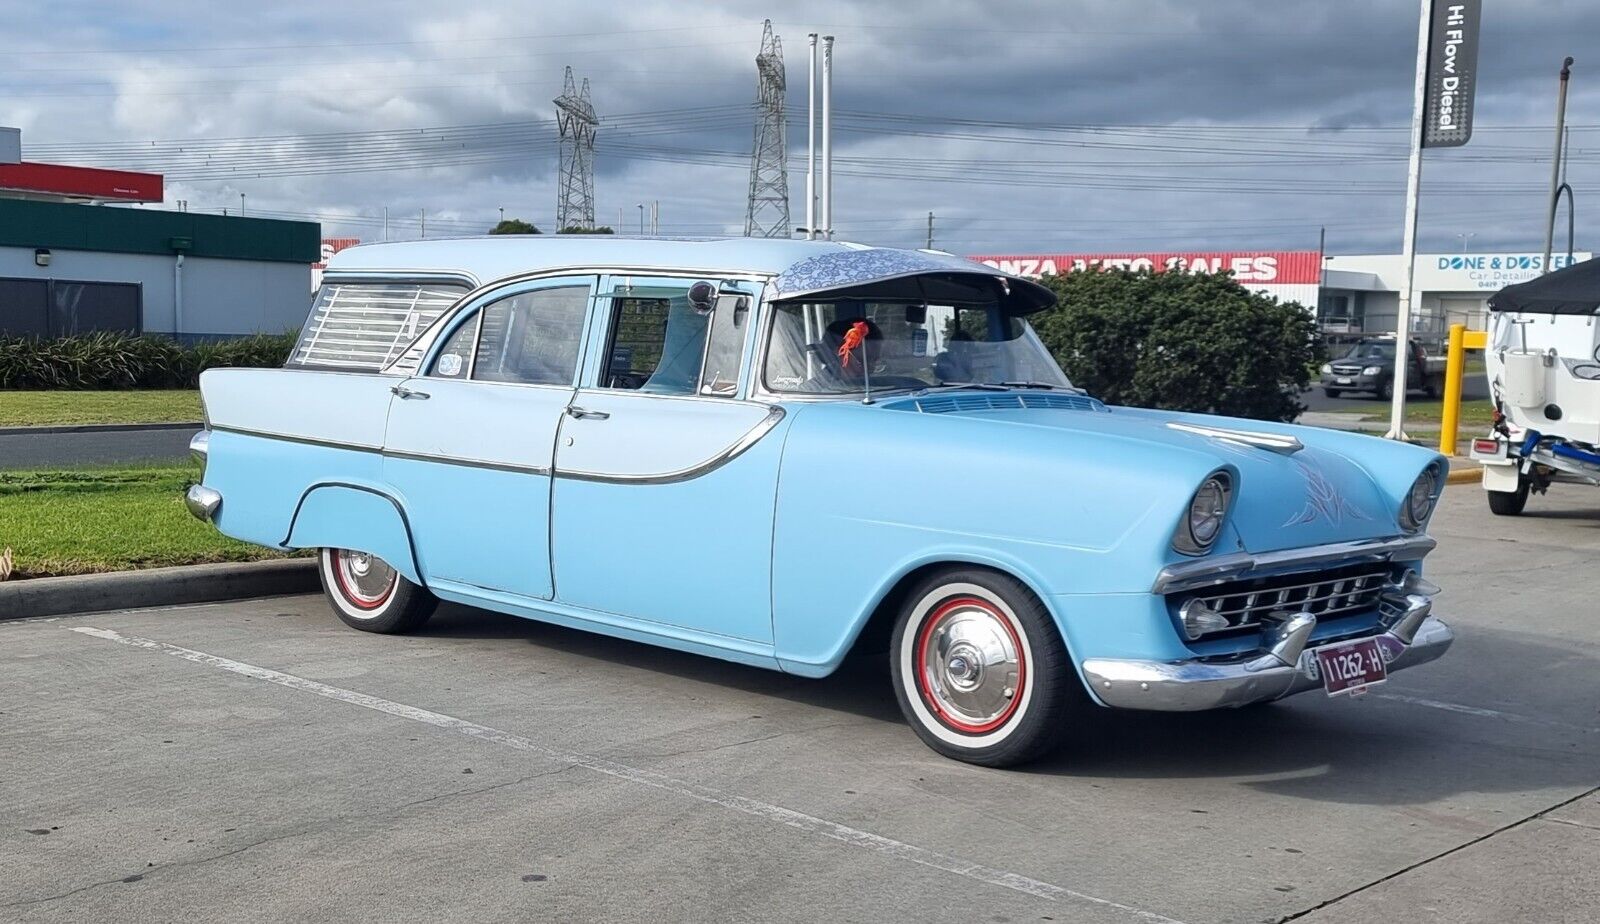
971,247 -> 1592,348
0,126 -> 320,340
1320,252 -> 1591,345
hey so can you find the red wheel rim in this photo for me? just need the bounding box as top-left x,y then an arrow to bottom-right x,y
331,550 -> 395,610
914,596 -> 1027,735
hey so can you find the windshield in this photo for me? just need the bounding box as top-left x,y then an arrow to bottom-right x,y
1340,342 -> 1396,361
763,299 -> 1070,395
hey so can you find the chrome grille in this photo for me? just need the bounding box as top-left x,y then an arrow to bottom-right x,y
1184,563 -> 1392,632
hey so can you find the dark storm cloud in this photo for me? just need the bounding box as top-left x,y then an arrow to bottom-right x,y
1,0 -> 1594,253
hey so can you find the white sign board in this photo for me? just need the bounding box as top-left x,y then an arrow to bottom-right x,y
1419,253 -> 1591,291
0,127 -> 19,165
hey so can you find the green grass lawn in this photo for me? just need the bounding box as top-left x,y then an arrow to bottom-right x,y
0,390 -> 203,427
0,462 -> 299,578
1359,399 -> 1496,427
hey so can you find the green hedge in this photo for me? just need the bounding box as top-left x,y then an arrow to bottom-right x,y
0,332 -> 297,389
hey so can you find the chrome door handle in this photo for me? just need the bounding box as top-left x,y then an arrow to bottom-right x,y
391,385 -> 431,400
565,406 -> 610,420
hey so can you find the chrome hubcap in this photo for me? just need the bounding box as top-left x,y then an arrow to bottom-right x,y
336,550 -> 396,606
918,598 -> 1024,732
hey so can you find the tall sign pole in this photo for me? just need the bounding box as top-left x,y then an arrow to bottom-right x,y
1387,0 -> 1482,440
821,35 -> 834,241
806,34 -> 818,240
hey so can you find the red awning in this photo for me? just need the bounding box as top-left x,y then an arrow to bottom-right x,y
0,162 -> 163,203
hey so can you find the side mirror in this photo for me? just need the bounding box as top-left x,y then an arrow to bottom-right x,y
688,281 -> 717,314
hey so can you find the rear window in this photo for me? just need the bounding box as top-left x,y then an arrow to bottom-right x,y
288,279 -> 470,372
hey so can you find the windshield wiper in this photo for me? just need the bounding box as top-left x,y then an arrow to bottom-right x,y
914,381 -> 1089,396
994,381 -> 1089,394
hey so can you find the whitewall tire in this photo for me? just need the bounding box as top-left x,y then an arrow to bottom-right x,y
318,548 -> 437,634
889,568 -> 1084,767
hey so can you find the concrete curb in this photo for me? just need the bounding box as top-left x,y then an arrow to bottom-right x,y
0,421 -> 202,436
1446,465 -> 1481,485
0,559 -> 318,622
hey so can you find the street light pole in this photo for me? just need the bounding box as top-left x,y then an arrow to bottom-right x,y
1541,57 -> 1575,275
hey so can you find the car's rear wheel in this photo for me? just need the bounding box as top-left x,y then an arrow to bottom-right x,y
318,548 -> 436,633
889,568 -> 1083,767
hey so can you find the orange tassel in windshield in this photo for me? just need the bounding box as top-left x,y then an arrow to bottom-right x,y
838,320 -> 869,369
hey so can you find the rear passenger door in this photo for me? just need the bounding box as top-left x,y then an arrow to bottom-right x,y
383,276 -> 596,600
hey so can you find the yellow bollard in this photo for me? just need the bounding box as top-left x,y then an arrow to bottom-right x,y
1439,324 -> 1467,456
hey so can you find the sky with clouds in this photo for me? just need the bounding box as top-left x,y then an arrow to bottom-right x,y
2,0 -> 1596,256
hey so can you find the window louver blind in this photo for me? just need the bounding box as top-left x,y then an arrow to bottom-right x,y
288,281 -> 468,373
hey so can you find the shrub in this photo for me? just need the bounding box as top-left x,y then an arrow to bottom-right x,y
1031,269 -> 1318,422
0,331 -> 297,390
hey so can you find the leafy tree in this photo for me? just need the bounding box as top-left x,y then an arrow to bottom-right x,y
559,226 -> 615,234
489,218 -> 541,235
1030,268 -> 1317,422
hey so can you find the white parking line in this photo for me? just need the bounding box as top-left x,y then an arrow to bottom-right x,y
68,625 -> 1185,924
1376,692 -> 1597,733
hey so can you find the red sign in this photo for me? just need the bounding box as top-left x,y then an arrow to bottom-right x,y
314,238 -> 362,269
0,162 -> 163,202
971,251 -> 1324,285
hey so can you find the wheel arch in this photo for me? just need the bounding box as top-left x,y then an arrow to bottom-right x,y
284,481 -> 424,584
825,553 -> 1068,673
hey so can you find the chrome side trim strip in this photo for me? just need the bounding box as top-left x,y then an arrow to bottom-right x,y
212,425 -> 380,454
1166,422 -> 1304,454
1152,534 -> 1436,595
383,448 -> 551,476
555,406 -> 787,485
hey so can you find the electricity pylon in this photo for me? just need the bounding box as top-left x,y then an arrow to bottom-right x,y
744,21 -> 791,237
554,66 -> 597,231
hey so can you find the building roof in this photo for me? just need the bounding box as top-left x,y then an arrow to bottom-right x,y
0,198 -> 320,263
325,236 -> 1055,310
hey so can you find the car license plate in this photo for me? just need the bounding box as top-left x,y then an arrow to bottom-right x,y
1315,637 -> 1387,696
1335,377 -> 1353,385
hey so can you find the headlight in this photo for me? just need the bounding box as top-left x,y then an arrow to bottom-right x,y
1399,467 -> 1439,532
1174,473 -> 1232,555
1320,363 -> 1332,374
1363,365 -> 1383,376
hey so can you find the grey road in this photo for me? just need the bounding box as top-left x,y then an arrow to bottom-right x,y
0,424 -> 200,468
3,487 -> 1598,923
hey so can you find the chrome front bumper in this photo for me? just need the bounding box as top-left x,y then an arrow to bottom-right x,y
1081,595 -> 1453,711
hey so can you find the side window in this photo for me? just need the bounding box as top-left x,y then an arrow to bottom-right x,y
699,295 -> 748,396
428,314 -> 479,378
471,287 -> 589,385
600,289 -> 709,394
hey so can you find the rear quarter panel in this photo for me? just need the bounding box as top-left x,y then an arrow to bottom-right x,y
199,368 -> 400,561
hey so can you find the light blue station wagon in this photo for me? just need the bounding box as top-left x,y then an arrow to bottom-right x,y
188,237 -> 1453,766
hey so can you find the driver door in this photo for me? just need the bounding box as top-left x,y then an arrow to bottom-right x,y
549,276 -> 782,644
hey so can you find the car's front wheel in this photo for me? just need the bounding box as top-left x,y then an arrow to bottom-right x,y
889,568 -> 1083,767
318,548 -> 437,633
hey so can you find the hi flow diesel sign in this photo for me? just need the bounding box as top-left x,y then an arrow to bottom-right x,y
1422,0 -> 1482,148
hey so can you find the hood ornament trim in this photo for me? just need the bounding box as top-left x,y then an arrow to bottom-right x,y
1167,422 -> 1304,455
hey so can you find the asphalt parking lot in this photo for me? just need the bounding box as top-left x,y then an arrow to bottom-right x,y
3,486 -> 1598,924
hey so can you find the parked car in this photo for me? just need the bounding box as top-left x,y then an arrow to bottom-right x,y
188,238 -> 1454,766
1320,337 -> 1445,399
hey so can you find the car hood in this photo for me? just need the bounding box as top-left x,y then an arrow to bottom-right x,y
874,394 -> 1440,554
